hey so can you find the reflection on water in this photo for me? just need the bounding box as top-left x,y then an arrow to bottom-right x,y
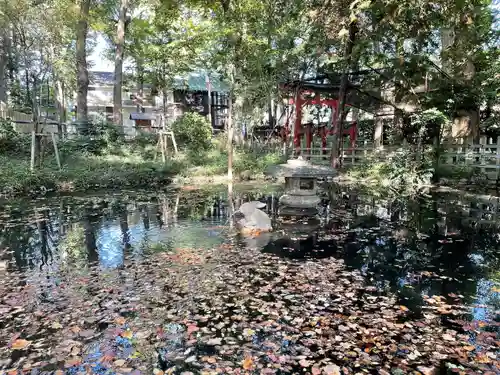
0,187 -> 499,325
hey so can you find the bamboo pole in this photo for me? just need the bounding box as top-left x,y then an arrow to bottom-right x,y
51,133 -> 62,170
30,130 -> 36,171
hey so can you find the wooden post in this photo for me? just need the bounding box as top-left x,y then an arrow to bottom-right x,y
206,73 -> 212,129
160,132 -> 166,162
51,133 -> 62,170
374,115 -> 383,148
170,131 -> 178,154
480,136 -> 486,175
30,130 -> 36,171
463,138 -> 469,168
496,136 -> 500,182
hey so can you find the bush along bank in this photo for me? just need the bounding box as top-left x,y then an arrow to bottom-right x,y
0,155 -> 181,197
0,115 -> 286,197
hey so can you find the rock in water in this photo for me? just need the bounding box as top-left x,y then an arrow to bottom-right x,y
234,201 -> 272,232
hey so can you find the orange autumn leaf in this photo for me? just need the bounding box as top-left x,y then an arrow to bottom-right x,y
115,317 -> 126,325
242,357 -> 254,370
64,357 -> 82,368
11,339 -> 31,350
121,330 -> 133,339
399,305 -> 409,312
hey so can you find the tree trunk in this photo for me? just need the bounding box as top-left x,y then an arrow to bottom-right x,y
136,58 -> 144,112
24,68 -> 31,108
76,0 -> 91,123
330,21 -> 357,168
227,87 -> 234,181
393,38 -> 405,142
54,77 -> 66,138
113,0 -> 129,126
0,28 -> 9,103
32,76 -> 41,167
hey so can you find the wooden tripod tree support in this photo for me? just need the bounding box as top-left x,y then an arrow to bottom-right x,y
30,131 -> 62,171
154,130 -> 178,162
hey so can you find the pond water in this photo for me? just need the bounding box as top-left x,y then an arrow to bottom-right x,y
0,185 -> 498,374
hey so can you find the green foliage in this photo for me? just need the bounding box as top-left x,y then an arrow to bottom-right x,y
346,148 -> 434,194
93,121 -> 126,145
409,108 -> 450,144
179,146 -> 285,178
172,112 -> 213,151
0,119 -> 30,154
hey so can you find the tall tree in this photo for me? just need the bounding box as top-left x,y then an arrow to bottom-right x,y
76,0 -> 91,123
113,0 -> 129,126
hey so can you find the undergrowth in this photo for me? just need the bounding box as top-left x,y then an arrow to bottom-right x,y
0,118 -> 284,197
344,148 -> 434,194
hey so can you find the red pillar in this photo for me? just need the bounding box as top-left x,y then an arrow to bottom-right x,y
305,123 -> 313,159
294,91 -> 303,155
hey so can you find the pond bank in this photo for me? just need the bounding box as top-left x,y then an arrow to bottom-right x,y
0,145 -> 285,198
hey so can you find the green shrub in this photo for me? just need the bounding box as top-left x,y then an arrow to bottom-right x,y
346,148 -> 433,193
172,112 -> 212,151
88,120 -> 125,146
58,136 -> 107,156
0,119 -> 30,154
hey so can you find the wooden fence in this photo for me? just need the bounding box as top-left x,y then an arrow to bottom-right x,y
0,101 -> 32,123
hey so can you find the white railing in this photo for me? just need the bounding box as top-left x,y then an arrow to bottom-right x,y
296,136 -> 500,181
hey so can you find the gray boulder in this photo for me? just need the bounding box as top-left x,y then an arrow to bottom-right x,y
234,201 -> 272,232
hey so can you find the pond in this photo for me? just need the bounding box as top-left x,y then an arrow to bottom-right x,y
0,185 -> 498,375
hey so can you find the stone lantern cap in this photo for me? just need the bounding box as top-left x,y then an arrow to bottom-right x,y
265,158 -> 337,179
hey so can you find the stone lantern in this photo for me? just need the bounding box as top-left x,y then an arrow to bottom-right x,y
265,158 -> 336,218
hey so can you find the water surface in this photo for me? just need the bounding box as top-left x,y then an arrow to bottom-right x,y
0,186 -> 498,374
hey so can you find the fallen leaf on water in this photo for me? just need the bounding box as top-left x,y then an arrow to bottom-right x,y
399,305 -> 409,312
242,328 -> 255,337
118,368 -> 133,373
51,321 -> 63,329
186,324 -> 199,335
115,316 -> 127,325
11,339 -> 31,350
64,357 -> 82,368
242,357 -> 253,370
100,351 -> 115,363
299,359 -> 310,367
121,330 -> 133,339
323,364 -> 341,375
70,346 -> 81,356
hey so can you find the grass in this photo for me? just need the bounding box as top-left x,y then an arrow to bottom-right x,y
0,136 -> 285,197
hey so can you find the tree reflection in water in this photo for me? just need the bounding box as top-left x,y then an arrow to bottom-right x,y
0,187 -> 498,320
